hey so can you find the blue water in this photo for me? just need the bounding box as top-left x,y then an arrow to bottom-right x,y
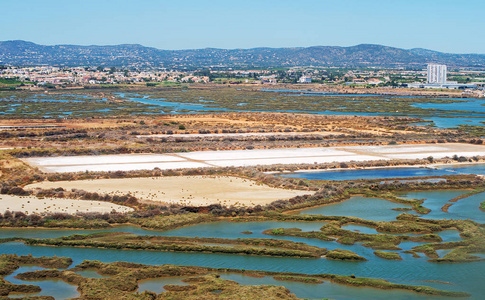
4,92 -> 484,128
137,277 -> 188,294
437,163 -> 485,175
0,211 -> 480,299
115,92 -> 485,128
397,190 -> 485,223
0,221 -> 326,240
438,229 -> 463,243
0,242 -> 483,299
260,90 -> 485,128
0,189 -> 483,298
151,221 -> 327,239
447,192 -> 485,223
277,163 -> 485,181
119,93 -> 232,114
411,98 -> 485,127
436,249 -> 454,258
278,167 -> 453,181
298,196 -> 412,221
412,98 -> 485,114
4,266 -> 79,299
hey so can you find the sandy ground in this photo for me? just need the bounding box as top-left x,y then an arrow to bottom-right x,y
24,143 -> 485,173
137,131 -> 342,139
0,194 -> 133,215
26,176 -> 311,207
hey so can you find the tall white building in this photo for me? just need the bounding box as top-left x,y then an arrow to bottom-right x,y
427,64 -> 447,84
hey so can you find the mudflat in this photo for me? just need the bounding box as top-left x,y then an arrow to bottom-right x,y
0,194 -> 133,214
26,175 -> 311,207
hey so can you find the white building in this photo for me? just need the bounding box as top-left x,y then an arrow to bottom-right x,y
298,76 -> 312,83
427,64 -> 447,84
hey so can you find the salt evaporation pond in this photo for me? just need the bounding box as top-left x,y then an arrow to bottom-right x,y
277,163 -> 485,181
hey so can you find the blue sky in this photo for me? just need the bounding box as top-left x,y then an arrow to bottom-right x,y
2,0 -> 484,53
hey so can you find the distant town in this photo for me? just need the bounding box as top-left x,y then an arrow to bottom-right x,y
1,64 -> 484,97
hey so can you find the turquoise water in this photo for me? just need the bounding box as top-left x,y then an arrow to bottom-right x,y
220,273 -> 448,300
0,216 -> 479,299
447,192 -> 485,223
0,189 -> 483,299
4,266 -> 79,299
437,229 -> 463,243
436,249 -> 454,258
277,163 -> 485,181
4,92 -> 484,128
296,190 -> 484,223
412,98 -> 485,113
137,277 -> 188,294
397,190 -> 485,223
0,242 -> 483,299
437,163 -> 485,175
118,93 -> 232,114
278,167 -> 450,181
151,221 -> 327,239
0,221 -> 326,239
298,196 -> 412,221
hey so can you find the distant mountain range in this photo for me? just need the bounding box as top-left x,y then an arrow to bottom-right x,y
1,40 -> 484,69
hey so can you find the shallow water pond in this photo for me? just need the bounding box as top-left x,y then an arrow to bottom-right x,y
137,277 -> 188,294
1,239 -> 484,299
277,163 -> 485,181
397,190 -> 485,223
298,196 -> 411,221
278,167 -> 453,181
4,266 -> 79,299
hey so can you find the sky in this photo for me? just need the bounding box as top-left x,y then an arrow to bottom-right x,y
2,0 -> 484,53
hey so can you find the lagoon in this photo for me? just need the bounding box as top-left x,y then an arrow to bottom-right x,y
298,196 -> 412,221
0,192 -> 481,300
0,240 -> 483,299
278,163 -> 485,181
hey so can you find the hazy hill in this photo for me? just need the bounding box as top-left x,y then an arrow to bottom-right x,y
1,40 -> 484,68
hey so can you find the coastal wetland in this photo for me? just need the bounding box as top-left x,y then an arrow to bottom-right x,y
0,86 -> 485,299
1,86 -> 485,128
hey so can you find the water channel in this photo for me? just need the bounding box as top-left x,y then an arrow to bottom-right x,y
0,188 -> 483,299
